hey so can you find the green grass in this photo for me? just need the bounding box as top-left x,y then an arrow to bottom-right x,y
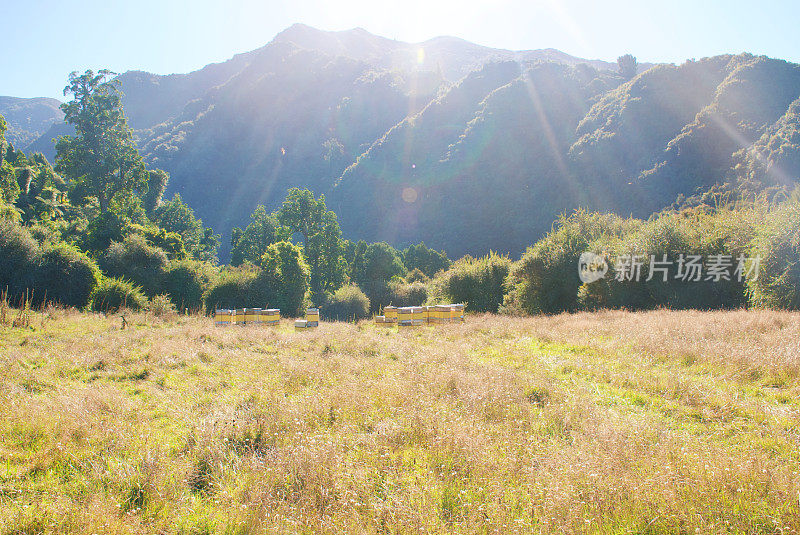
0,308 -> 799,533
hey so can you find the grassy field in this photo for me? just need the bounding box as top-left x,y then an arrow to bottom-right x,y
1,308 -> 799,534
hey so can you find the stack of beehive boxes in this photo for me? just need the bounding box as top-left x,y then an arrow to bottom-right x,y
295,308 -> 320,329
214,309 -> 233,326
215,308 -> 281,326
396,306 -> 413,327
374,303 -> 465,327
261,309 -> 280,325
411,306 -> 424,326
245,308 -> 262,325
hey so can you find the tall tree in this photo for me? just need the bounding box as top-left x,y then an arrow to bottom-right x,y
277,188 -> 346,303
153,193 -> 219,263
617,54 -> 638,80
142,169 -> 169,215
402,242 -> 451,277
55,70 -> 148,214
230,205 -> 279,266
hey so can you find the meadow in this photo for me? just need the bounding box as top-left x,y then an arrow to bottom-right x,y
1,307 -> 799,534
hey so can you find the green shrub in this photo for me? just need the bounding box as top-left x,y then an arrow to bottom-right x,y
259,241 -> 309,316
127,223 -> 187,259
82,211 -> 125,253
404,268 -> 430,283
90,277 -> 148,312
322,284 -> 370,321
203,268 -> 258,312
0,218 -> 39,302
436,252 -> 512,312
160,259 -> 217,312
580,209 -> 758,311
402,243 -> 451,277
358,280 -> 392,312
748,199 -> 800,308
0,197 -> 21,223
504,210 -> 639,314
99,234 -> 169,296
203,247 -> 308,314
34,243 -> 101,308
147,294 -> 177,317
388,280 -> 428,307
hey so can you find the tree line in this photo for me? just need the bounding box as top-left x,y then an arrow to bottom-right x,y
2,69 -> 800,318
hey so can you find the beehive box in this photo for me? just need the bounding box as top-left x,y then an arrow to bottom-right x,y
383,306 -> 398,323
397,307 -> 413,326
233,308 -> 246,325
411,306 -> 424,326
294,319 -> 308,330
451,303 -> 465,322
214,309 -> 233,326
244,308 -> 262,325
260,308 -> 280,325
305,308 -> 319,327
434,305 -> 451,324
421,306 -> 432,323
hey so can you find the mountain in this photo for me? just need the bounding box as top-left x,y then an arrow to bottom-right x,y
0,96 -> 63,147
12,25 -> 800,260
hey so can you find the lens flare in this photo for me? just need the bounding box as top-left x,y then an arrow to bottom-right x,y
402,187 -> 418,203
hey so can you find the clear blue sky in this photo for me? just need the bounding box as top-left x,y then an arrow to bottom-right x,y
3,0 -> 798,100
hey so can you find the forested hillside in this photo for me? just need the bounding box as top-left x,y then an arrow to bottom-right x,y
0,96 -> 63,147
5,25 -> 800,260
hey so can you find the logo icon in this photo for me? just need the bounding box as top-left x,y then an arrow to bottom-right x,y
578,252 -> 608,284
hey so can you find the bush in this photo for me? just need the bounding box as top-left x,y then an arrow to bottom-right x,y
404,268 -> 430,283
402,243 -> 451,277
388,280 -> 429,307
160,259 -> 217,312
99,234 -> 169,296
147,294 -> 177,317
127,223 -> 187,259
436,252 -> 512,312
504,210 -> 638,314
322,284 -> 370,321
82,211 -> 125,253
34,243 -> 101,308
748,199 -> 800,308
204,244 -> 309,315
579,208 -> 759,311
0,218 -> 39,302
90,277 -> 148,312
259,241 -> 309,316
203,268 -> 259,312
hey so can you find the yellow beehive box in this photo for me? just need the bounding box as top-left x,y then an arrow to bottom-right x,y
434,305 -> 451,324
260,308 -> 280,325
383,306 -> 398,323
244,308 -> 262,324
233,308 -> 246,325
411,306 -> 424,326
397,307 -> 413,326
214,309 -> 232,326
305,308 -> 319,327
451,303 -> 465,322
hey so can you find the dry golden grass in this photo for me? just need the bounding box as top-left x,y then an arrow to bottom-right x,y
1,308 -> 799,534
